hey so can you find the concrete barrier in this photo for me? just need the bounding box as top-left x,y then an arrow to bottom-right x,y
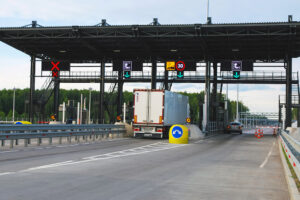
185,124 -> 205,140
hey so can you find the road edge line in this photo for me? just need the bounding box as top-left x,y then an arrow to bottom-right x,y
278,138 -> 300,200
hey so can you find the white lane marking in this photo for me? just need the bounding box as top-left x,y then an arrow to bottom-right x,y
194,140 -> 204,144
21,160 -> 74,172
0,150 -> 19,154
0,172 -> 15,176
260,141 -> 275,168
0,142 -> 186,176
83,142 -> 173,160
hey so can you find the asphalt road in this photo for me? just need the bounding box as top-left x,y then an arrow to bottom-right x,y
0,130 -> 289,200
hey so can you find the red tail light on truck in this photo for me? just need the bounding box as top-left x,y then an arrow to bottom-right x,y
156,128 -> 163,132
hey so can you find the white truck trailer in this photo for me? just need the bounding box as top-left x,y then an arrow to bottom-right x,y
133,89 -> 190,138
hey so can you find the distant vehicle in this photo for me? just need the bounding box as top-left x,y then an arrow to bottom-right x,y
133,89 -> 190,138
226,122 -> 243,134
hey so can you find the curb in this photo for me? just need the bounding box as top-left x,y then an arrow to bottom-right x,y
278,138 -> 300,200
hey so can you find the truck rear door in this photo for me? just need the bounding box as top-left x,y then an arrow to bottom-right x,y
134,90 -> 164,124
148,91 -> 164,124
134,91 -> 148,123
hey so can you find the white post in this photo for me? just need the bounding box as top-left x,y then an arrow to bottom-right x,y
89,88 -> 92,124
84,97 -> 86,110
123,102 -> 126,123
207,0 -> 210,19
12,87 -> 16,122
236,84 -> 239,122
203,62 -> 210,132
283,105 -> 286,130
80,94 -> 83,124
62,102 -> 66,123
202,104 -> 207,131
77,102 -> 80,124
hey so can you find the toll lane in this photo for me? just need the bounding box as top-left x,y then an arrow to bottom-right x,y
0,133 -> 289,200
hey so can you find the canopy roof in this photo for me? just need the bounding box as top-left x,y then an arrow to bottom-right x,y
0,20 -> 300,63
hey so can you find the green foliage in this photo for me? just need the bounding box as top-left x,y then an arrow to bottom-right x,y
0,88 -> 249,123
228,100 -> 250,121
0,111 -> 5,119
292,108 -> 298,120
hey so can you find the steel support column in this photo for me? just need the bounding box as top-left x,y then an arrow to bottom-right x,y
203,61 -> 211,133
286,58 -> 292,128
278,98 -> 282,126
117,68 -> 123,118
164,70 -> 168,90
212,62 -> 217,121
151,60 -> 157,89
29,56 -> 36,123
99,61 -> 105,124
53,78 -> 60,118
199,100 -> 203,130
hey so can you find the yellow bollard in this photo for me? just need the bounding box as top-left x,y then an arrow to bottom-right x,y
169,125 -> 189,144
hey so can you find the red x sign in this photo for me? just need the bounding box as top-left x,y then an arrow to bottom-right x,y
52,71 -> 58,77
51,61 -> 60,71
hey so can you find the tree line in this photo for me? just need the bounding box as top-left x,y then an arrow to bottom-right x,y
0,88 -> 249,123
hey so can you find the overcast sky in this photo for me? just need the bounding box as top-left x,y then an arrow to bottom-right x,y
0,0 -> 300,112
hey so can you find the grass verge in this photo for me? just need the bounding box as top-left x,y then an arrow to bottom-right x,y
282,145 -> 300,192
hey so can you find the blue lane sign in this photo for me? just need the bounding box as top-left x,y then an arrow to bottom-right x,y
172,126 -> 183,138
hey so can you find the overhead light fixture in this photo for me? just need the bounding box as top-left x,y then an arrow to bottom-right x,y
170,49 -> 178,52
113,49 -> 121,53
232,48 -> 239,52
59,50 -> 67,53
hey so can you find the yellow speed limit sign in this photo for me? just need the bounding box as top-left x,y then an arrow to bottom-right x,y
186,117 -> 191,123
166,61 -> 175,71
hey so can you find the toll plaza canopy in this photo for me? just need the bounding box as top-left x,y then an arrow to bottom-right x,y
0,19 -> 300,65
1,18 -> 300,127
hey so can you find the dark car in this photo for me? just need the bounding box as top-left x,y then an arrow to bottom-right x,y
226,122 -> 243,134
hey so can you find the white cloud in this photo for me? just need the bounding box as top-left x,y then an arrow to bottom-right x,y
227,85 -> 285,113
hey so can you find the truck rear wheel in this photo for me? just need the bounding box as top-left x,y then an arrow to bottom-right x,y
163,127 -> 170,139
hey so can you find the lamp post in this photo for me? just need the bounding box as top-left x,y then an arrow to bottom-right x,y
13,87 -> 16,122
207,0 -> 210,19
89,88 -> 92,124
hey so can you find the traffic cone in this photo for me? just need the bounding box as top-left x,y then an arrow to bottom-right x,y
257,131 -> 261,139
256,129 -> 261,139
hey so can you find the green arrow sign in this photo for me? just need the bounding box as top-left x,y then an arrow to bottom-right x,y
177,71 -> 183,78
233,71 -> 240,79
124,71 -> 130,78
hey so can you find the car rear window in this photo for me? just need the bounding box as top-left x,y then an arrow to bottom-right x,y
230,122 -> 240,125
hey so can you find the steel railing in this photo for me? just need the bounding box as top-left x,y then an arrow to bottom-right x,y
280,130 -> 300,179
0,124 -> 126,148
40,71 -> 298,81
207,121 -> 224,133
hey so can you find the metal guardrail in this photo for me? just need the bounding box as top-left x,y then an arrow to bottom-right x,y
280,130 -> 300,180
0,124 -> 126,148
